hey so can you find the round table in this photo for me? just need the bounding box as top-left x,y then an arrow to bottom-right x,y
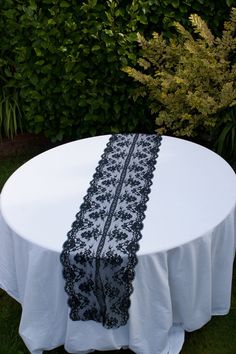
0,135 -> 235,354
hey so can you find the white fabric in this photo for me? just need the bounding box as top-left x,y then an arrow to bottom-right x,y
0,135 -> 235,354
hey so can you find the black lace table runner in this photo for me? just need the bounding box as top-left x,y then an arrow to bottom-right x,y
60,133 -> 162,328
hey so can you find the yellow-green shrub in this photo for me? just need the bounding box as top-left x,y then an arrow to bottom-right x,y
123,8 -> 236,138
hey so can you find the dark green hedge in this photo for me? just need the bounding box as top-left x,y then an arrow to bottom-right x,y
0,0 -> 235,141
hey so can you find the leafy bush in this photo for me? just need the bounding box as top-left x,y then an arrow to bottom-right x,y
213,106 -> 236,168
0,54 -> 22,139
0,57 -> 22,139
0,0 -> 235,141
123,8 -> 236,139
0,87 -> 22,139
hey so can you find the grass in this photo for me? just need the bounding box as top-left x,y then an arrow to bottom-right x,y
0,153 -> 235,354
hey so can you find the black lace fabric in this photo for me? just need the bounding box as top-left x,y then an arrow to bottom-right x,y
60,134 -> 162,328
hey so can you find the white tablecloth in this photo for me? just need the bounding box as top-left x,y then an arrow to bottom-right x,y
0,135 -> 235,354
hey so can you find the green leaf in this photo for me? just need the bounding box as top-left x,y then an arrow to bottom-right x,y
34,47 -> 42,56
104,29 -> 113,36
29,75 -> 38,86
29,0 -> 37,11
65,62 -> 75,73
127,52 -> 137,61
105,11 -> 113,23
172,0 -> 180,9
91,45 -> 101,52
60,1 -> 70,8
35,60 -> 45,65
111,126 -> 120,133
34,115 -> 44,122
127,33 -> 137,42
114,103 -> 121,114
4,9 -> 17,19
54,131 -> 64,141
226,0 -> 234,6
137,15 -> 148,25
89,0 -> 97,8
48,19 -> 56,25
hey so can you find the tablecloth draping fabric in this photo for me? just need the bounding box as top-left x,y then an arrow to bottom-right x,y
0,135 -> 236,354
0,207 -> 235,354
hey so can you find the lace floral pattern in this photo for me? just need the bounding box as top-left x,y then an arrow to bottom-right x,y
60,134 -> 162,328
